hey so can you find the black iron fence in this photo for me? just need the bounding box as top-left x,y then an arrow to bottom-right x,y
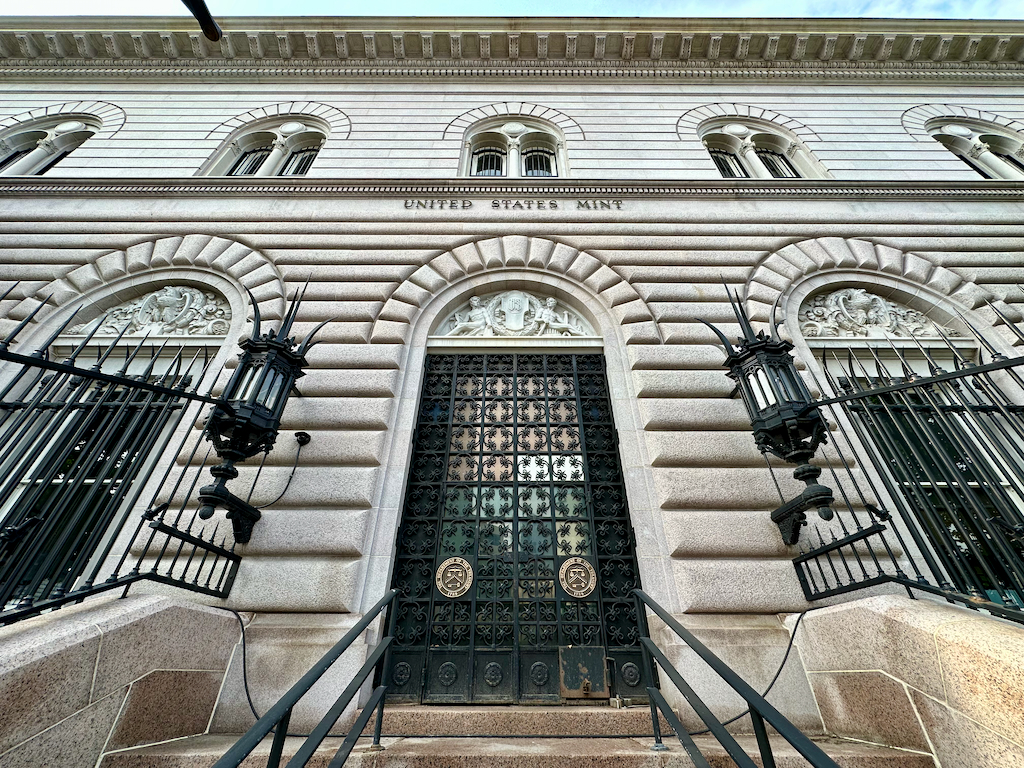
782,329 -> 1024,623
0,309 -> 243,624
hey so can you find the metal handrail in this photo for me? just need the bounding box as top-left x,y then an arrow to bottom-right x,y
212,588 -> 400,768
632,588 -> 839,768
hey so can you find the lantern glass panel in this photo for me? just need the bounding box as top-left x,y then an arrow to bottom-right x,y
757,369 -> 779,406
234,362 -> 263,404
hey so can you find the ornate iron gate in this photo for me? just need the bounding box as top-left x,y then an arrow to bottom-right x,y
387,353 -> 645,703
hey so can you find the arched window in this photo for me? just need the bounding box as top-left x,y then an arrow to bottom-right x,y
0,117 -> 100,176
927,120 -> 1024,180
203,118 -> 327,177
699,119 -> 829,180
461,119 -> 566,179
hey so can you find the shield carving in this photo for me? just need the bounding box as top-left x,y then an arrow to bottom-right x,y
499,290 -> 529,331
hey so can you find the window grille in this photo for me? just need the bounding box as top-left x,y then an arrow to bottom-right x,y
472,149 -> 505,177
227,146 -> 273,176
755,148 -> 800,178
0,148 -> 32,173
522,148 -> 555,177
708,148 -> 749,178
278,146 -> 320,176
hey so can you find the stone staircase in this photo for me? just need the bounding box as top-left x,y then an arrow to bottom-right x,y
100,705 -> 935,767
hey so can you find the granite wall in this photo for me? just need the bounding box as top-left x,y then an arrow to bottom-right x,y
0,595 -> 238,768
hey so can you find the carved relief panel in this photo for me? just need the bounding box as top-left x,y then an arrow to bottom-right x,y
798,288 -> 958,339
72,286 -> 232,336
436,290 -> 595,338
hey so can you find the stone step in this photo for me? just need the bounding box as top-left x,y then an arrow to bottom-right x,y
368,704 -> 673,737
102,734 -> 934,768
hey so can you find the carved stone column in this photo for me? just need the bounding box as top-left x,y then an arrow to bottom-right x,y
737,140 -> 773,179
0,139 -> 57,176
968,141 -> 1024,180
507,138 -> 521,179
254,139 -> 289,177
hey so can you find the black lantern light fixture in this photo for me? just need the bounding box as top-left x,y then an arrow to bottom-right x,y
198,286 -> 328,543
701,291 -> 834,544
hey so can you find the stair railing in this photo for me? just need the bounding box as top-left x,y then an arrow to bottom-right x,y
632,588 -> 839,768
212,588 -> 400,768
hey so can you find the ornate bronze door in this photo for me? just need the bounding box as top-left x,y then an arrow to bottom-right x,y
386,353 -> 645,703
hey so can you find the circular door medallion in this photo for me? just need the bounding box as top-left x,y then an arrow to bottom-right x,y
435,557 -> 474,598
559,557 -> 598,599
620,662 -> 642,688
391,662 -> 412,687
438,662 -> 458,686
484,662 -> 504,687
530,662 -> 550,686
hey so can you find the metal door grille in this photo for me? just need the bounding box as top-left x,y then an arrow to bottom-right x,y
388,353 -> 644,703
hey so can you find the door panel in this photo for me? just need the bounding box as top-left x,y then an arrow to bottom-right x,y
388,353 -> 644,703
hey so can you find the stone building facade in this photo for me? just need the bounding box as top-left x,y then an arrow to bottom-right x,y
1,14 -> 1024,767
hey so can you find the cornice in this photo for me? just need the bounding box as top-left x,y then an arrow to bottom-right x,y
0,178 -> 1022,202
1,20 -> 1023,79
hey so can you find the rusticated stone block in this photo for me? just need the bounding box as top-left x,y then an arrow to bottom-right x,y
105,670 -> 223,751
910,688 -> 1024,768
809,671 -> 929,750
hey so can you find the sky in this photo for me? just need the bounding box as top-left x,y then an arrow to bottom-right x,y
8,0 -> 1024,19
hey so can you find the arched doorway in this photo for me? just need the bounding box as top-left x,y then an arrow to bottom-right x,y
385,290 -> 646,703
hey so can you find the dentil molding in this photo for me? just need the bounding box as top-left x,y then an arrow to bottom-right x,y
1,19 -> 1023,80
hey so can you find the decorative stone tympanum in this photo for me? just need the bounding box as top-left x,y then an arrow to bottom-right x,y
74,285 -> 232,336
798,287 -> 958,339
438,290 -> 594,337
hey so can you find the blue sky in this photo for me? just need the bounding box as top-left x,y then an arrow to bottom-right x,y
12,0 -> 1024,19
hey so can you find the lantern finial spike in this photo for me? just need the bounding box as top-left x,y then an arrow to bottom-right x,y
297,316 -> 336,357
244,287 -> 262,341
697,319 -> 735,358
769,292 -> 784,343
279,278 -> 309,340
724,282 -> 756,344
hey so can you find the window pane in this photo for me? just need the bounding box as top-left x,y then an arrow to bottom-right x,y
708,148 -> 748,178
0,148 -> 32,172
473,149 -> 505,177
994,151 -> 1024,173
227,146 -> 272,176
956,153 -> 993,179
523,149 -> 555,177
34,150 -> 72,175
278,147 -> 320,176
755,148 -> 800,178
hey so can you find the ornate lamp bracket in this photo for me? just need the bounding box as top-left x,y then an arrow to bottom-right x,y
701,289 -> 835,545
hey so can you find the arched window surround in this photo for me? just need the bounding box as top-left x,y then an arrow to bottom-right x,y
458,117 -> 568,179
925,118 -> 1024,181
0,115 -> 102,176
199,115 -> 330,177
698,116 -> 831,180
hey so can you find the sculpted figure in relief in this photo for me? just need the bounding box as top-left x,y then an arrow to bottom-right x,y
447,296 -> 495,336
73,286 -> 232,336
440,290 -> 591,337
799,288 -> 956,339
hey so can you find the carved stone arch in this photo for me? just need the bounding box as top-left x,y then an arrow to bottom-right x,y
204,102 -> 352,141
902,104 -> 1024,142
744,236 -> 1014,334
443,103 -> 584,141
7,234 -> 286,325
370,235 -> 661,345
676,103 -> 822,143
0,101 -> 127,140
